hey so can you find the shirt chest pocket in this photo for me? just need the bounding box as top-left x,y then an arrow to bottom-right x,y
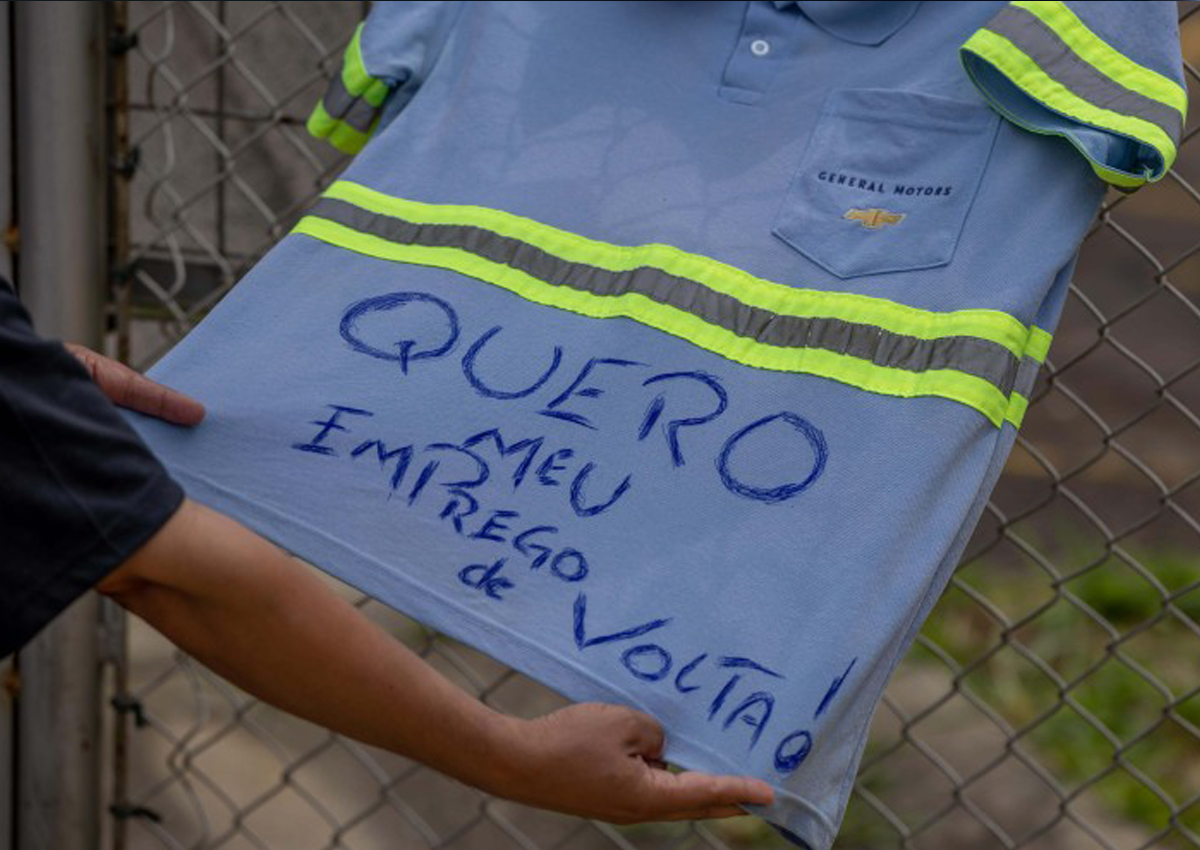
772,89 -> 1000,279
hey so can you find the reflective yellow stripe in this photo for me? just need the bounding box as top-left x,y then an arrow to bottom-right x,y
308,24 -> 389,154
342,23 -> 390,108
296,183 -> 1056,427
962,28 -> 1177,180
1025,326 -> 1053,363
1005,392 -> 1030,428
324,181 -> 1039,361
1088,161 -> 1152,190
1011,1 -> 1187,119
1002,327 -> 1053,427
305,101 -> 372,156
294,215 -> 1020,427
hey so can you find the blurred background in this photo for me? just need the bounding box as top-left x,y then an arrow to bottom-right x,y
4,2 -> 1200,849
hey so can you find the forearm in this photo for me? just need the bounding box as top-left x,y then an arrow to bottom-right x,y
79,355 -> 772,822
100,499 -> 519,793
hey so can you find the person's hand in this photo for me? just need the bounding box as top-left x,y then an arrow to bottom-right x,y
65,343 -> 204,426
490,702 -> 775,823
101,500 -> 771,826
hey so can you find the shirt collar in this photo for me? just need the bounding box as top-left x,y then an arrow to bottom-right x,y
773,1 -> 921,46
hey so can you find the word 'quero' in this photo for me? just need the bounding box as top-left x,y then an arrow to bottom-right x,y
335,290 -> 829,506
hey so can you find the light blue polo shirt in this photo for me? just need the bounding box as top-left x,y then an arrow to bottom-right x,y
129,3 -> 1186,846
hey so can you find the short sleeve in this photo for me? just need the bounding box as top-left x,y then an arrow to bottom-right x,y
960,0 -> 1187,192
307,1 -> 464,156
0,287 -> 184,658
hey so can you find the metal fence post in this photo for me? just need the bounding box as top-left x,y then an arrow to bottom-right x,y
1,2 -> 15,845
12,3 -> 109,849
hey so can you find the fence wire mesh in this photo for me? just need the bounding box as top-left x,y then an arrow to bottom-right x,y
105,2 -> 1200,849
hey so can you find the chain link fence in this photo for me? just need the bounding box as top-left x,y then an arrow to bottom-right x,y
103,2 -> 1200,848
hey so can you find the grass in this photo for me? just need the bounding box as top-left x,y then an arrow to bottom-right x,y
911,538 -> 1200,846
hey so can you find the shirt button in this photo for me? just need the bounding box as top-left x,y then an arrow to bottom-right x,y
750,39 -> 771,57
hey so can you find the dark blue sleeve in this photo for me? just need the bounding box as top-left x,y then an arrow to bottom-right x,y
0,284 -> 184,657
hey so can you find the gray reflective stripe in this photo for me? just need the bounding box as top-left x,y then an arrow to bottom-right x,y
1011,352 -> 1044,401
985,4 -> 1182,147
308,197 -> 1024,395
321,76 -> 380,134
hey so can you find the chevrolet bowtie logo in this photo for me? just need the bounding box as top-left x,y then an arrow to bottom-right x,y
844,208 -> 906,229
